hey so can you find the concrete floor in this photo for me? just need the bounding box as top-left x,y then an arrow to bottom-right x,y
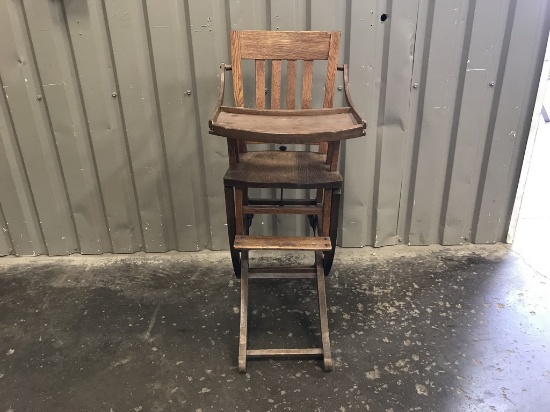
0,245 -> 548,411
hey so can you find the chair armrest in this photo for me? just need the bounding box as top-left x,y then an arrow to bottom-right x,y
209,63 -> 232,128
338,64 -> 366,128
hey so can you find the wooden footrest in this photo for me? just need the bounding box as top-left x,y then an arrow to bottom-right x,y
234,235 -> 332,251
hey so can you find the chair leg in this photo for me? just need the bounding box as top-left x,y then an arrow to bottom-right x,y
235,251 -> 333,372
324,189 -> 341,276
238,251 -> 249,373
316,251 -> 333,371
224,186 -> 241,278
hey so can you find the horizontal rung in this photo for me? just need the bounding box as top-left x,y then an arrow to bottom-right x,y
247,348 -> 323,357
249,265 -> 316,273
248,198 -> 317,206
243,205 -> 322,215
234,235 -> 332,251
249,272 -> 316,279
248,265 -> 316,279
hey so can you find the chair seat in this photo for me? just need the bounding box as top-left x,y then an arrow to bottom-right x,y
223,151 -> 343,189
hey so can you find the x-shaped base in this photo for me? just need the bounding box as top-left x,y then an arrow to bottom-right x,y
238,250 -> 332,372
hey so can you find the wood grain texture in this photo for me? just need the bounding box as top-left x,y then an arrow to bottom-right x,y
320,32 -> 343,157
255,60 -> 265,109
315,250 -> 332,371
239,31 -> 331,59
323,189 -> 340,275
248,198 -> 317,206
235,187 -> 244,235
211,108 -> 364,144
248,265 -> 316,274
247,348 -> 323,357
242,205 -> 322,215
318,142 -> 329,154
271,60 -> 282,109
327,141 -> 340,171
248,272 -> 316,279
286,60 -> 297,109
238,250 -> 248,372
226,138 -> 239,169
233,235 -> 332,251
301,60 -> 313,109
223,151 -> 343,189
224,186 -> 241,277
323,32 -> 341,108
321,188 -> 332,236
230,31 -> 244,107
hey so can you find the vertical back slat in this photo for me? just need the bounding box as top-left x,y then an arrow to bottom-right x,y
230,31 -> 244,107
286,60 -> 297,109
323,32 -> 340,108
255,60 -> 265,109
301,60 -> 313,109
271,60 -> 282,109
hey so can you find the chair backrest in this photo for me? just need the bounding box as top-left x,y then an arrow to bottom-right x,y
229,30 -> 341,111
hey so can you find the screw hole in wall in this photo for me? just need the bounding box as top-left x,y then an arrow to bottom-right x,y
380,13 -> 388,22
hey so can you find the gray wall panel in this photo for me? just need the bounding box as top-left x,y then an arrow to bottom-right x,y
1,0 -> 77,255
408,0 -> 469,245
372,0 -> 419,247
104,0 -> 177,252
474,0 -> 549,243
442,0 -> 510,245
0,0 -> 547,255
65,0 -> 142,253
187,0 -> 230,250
0,204 -> 9,256
24,0 -> 111,254
145,0 -> 208,251
0,73 -> 45,256
340,0 -> 384,247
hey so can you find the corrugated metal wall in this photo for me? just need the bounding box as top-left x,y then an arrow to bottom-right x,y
0,0 -> 548,256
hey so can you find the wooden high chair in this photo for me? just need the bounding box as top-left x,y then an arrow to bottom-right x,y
209,30 -> 366,372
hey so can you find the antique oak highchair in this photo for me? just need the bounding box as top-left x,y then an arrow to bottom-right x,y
209,30 -> 366,372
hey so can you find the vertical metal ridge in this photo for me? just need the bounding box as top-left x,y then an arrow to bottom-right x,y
59,0 -> 113,253
0,73 -> 47,255
20,0 -> 80,253
438,0 -> 477,244
266,0 -> 272,30
342,0 -> 352,67
141,0 -> 178,251
336,0 -> 352,245
0,201 -> 14,255
403,0 -> 435,244
182,0 -> 214,249
394,0 -> 422,244
305,0 -> 312,30
99,0 -> 146,250
370,0 -> 393,246
224,0 -> 232,41
470,0 -> 517,242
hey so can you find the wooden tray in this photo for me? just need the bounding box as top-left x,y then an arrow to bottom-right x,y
209,106 -> 366,144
